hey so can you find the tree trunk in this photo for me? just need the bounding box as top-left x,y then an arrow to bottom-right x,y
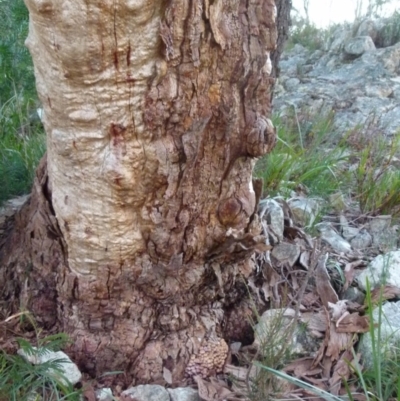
0,0 -> 290,385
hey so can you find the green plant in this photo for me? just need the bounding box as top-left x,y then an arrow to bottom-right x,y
0,333 -> 81,401
351,131 -> 400,217
0,0 -> 45,206
255,112 -> 349,199
376,11 -> 400,47
345,279 -> 400,401
285,16 -> 330,51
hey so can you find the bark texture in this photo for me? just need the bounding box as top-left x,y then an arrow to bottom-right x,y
0,0 -> 289,385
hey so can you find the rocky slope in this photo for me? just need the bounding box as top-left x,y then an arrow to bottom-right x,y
273,16 -> 400,138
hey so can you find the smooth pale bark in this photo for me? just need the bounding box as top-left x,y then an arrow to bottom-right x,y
0,0 -> 285,385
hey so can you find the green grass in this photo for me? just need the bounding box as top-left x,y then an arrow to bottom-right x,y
0,327 -> 81,401
255,111 -> 400,219
346,279 -> 400,401
255,111 -> 349,199
0,0 -> 45,207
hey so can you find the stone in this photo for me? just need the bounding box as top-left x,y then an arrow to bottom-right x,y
358,301 -> 400,369
17,347 -> 82,386
356,19 -> 379,43
316,222 -> 352,254
271,242 -> 301,267
96,388 -> 113,401
259,198 -> 284,243
273,17 -> 400,138
283,77 -> 300,92
350,228 -> 372,250
122,385 -> 170,401
288,197 -> 320,227
168,388 -> 201,401
254,309 -> 320,358
357,250 -> 400,291
368,215 -> 392,246
341,287 -> 365,304
344,36 -> 376,57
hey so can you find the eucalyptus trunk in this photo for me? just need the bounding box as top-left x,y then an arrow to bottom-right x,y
0,0 -> 289,385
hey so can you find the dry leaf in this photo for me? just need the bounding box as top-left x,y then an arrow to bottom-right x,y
370,285 -> 400,304
316,254 -> 339,308
343,260 -> 365,291
326,322 -> 353,360
329,349 -> 353,395
336,313 -> 370,333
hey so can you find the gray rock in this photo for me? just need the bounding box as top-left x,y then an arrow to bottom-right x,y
316,222 -> 352,254
328,27 -> 353,53
273,25 -> 400,138
368,215 -> 393,247
254,309 -> 320,357
356,19 -> 379,43
168,388 -> 201,401
344,36 -> 376,57
341,287 -> 365,304
271,242 -> 301,267
260,198 -> 284,243
350,229 -> 372,250
122,385 -> 170,401
358,301 -> 400,369
96,388 -> 113,401
17,347 -> 81,386
284,77 -> 301,92
288,197 -> 320,227
357,250 -> 400,291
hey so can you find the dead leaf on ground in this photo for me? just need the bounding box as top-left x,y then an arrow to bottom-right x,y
301,310 -> 328,333
283,357 -> 314,377
195,375 -> 240,401
326,322 -> 354,361
336,313 -> 370,333
316,254 -> 339,308
343,260 -> 365,291
329,349 -> 353,395
370,285 -> 400,304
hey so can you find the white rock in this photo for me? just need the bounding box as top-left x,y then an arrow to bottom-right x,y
96,388 -> 113,401
18,347 -> 82,386
254,309 -> 320,357
316,222 -> 352,254
168,388 -> 201,401
357,250 -> 400,291
350,228 -> 372,250
358,301 -> 400,369
344,36 -> 376,57
288,197 -> 320,227
122,385 -> 170,401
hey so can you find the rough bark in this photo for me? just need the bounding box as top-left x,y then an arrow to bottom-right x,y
271,0 -> 292,83
0,0 -> 290,385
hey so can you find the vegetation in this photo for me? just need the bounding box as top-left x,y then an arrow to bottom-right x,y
1,0 -> 400,399
0,312 -> 81,401
0,0 -> 45,206
255,110 -> 400,218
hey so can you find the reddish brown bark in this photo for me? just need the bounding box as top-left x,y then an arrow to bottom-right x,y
0,0 -> 291,386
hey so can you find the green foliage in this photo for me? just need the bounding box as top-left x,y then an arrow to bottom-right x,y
0,0 -> 35,102
255,112 -> 348,199
351,132 -> 400,216
376,11 -> 400,47
255,111 -> 400,219
0,333 -> 81,401
286,17 -> 330,51
0,0 -> 45,206
344,280 -> 400,401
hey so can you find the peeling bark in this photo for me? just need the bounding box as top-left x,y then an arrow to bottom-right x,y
0,0 -> 290,385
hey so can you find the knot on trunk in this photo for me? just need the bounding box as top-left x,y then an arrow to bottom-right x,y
246,115 -> 276,157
